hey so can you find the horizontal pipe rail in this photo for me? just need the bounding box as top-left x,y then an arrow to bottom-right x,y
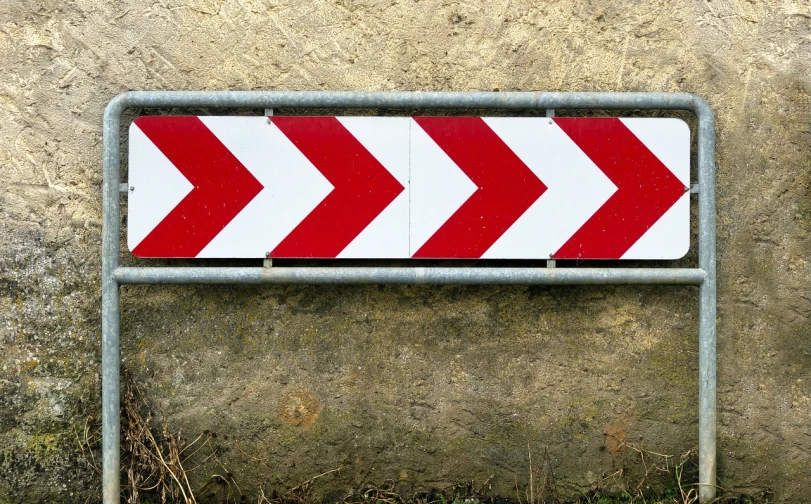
114,267 -> 707,285
106,91 -> 712,117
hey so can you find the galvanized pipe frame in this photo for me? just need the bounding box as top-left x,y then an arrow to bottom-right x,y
101,91 -> 716,503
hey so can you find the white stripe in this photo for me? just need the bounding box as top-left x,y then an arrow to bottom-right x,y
408,119 -> 477,255
336,117 -> 410,258
481,117 -> 617,259
126,122 -> 193,251
197,116 -> 333,258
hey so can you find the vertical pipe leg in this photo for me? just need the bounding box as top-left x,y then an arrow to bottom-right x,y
695,96 -> 717,503
102,96 -> 124,504
698,280 -> 717,502
102,281 -> 121,503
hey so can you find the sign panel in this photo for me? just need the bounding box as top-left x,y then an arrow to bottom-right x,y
127,116 -> 690,259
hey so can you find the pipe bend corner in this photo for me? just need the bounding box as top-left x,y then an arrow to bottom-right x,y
103,92 -> 137,124
685,93 -> 715,126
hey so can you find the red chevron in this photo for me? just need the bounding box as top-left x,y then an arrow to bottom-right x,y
412,117 -> 547,258
131,116 -> 264,258
270,116 -> 405,258
553,117 -> 686,259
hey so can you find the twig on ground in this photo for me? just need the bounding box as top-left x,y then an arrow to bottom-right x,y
74,415 -> 101,474
528,442 -> 534,504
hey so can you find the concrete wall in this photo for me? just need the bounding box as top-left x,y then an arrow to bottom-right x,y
1,0 -> 809,502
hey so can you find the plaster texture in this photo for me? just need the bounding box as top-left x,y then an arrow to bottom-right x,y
0,0 -> 809,502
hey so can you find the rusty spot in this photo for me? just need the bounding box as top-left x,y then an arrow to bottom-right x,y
604,418 -> 630,455
278,388 -> 321,430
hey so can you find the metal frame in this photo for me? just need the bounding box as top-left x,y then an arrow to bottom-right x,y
102,92 -> 716,503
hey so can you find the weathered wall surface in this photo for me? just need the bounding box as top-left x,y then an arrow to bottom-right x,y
1,0 -> 809,502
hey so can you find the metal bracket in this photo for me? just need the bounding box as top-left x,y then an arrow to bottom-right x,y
263,107 -> 273,270
101,92 -> 716,503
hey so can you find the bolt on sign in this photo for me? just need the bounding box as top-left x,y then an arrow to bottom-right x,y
127,116 -> 690,260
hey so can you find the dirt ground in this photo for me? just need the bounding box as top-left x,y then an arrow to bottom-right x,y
0,0 -> 809,503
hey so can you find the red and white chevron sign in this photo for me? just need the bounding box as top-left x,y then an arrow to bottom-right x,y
127,116 -> 690,259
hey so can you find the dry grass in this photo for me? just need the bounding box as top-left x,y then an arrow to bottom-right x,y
256,468 -> 343,504
74,414 -> 102,476
121,369 -> 221,503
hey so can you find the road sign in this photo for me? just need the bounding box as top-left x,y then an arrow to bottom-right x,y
128,116 -> 689,259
